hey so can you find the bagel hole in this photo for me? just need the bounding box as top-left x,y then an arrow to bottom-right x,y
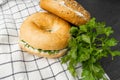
32,19 -> 60,33
46,29 -> 52,32
41,27 -> 52,32
37,25 -> 52,32
32,21 -> 52,32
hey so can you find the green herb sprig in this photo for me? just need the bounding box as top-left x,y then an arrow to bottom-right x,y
61,18 -> 120,80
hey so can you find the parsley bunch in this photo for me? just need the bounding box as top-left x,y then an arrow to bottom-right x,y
61,18 -> 120,80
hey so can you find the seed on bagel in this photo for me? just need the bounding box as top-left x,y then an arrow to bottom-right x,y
40,0 -> 91,26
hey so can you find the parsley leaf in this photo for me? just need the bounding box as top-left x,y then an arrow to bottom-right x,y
61,18 -> 120,80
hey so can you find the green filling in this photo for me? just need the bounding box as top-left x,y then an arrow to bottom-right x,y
21,40 -> 62,54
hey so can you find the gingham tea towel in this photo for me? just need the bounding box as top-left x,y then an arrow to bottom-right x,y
0,0 -> 83,80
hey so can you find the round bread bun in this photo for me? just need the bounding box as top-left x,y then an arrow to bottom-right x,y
19,12 -> 70,58
40,0 -> 91,26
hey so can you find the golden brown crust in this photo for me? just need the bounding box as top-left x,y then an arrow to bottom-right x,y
40,0 -> 90,26
19,42 -> 67,58
20,12 -> 70,50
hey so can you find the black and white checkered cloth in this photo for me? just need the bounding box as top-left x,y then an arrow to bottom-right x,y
0,0 -> 84,80
0,0 -> 111,80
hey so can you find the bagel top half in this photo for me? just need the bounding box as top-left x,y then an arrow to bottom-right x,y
40,0 -> 91,26
19,12 -> 70,51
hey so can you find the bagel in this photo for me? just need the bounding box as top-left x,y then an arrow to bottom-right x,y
40,0 -> 91,26
19,12 -> 70,58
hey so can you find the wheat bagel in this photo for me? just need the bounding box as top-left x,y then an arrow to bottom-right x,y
40,0 -> 91,26
19,12 -> 70,58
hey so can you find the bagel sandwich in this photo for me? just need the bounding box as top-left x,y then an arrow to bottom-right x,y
19,12 -> 70,58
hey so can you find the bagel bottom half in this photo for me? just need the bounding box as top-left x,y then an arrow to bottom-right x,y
19,12 -> 70,58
